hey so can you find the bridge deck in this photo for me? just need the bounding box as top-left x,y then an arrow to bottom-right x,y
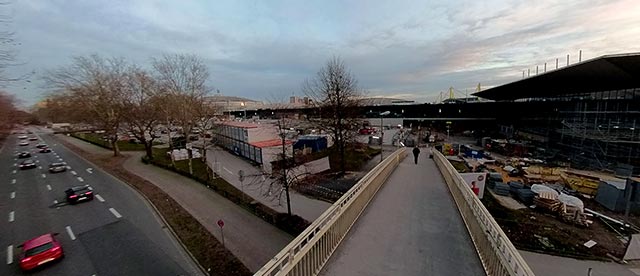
320,151 -> 485,276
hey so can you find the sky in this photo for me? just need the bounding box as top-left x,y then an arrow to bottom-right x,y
3,0 -> 640,107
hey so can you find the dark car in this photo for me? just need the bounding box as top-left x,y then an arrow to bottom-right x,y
18,233 -> 64,271
48,163 -> 67,173
17,151 -> 31,158
64,185 -> 94,204
39,147 -> 52,153
36,143 -> 48,149
28,137 -> 38,141
19,159 -> 37,170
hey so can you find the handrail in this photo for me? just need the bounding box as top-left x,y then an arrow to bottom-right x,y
255,148 -> 408,276
432,149 -> 535,276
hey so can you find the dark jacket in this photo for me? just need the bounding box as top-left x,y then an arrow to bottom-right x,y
412,147 -> 420,156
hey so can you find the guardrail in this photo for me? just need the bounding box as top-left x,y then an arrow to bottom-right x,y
432,150 -> 535,276
255,148 -> 408,276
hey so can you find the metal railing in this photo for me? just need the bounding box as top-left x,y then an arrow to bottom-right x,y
254,148 -> 408,276
432,150 -> 535,276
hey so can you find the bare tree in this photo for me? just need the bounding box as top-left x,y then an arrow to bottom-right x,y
304,57 -> 362,175
44,55 -> 129,156
153,54 -> 210,174
0,90 -> 17,130
121,67 -> 165,160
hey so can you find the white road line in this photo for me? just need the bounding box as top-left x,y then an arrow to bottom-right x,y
42,174 -> 46,178
66,166 -> 71,170
46,185 -> 52,191
10,192 -> 15,199
77,177 -> 84,182
53,200 -> 58,204
6,245 -> 13,265
11,179 -> 15,184
223,167 -> 234,175
86,168 -> 93,174
109,208 -> 122,218
12,163 -> 16,166
58,158 -> 63,161
95,194 -> 105,202
8,211 -> 14,222
38,166 -> 42,169
11,170 -> 16,174
35,160 -> 39,163
71,170 -> 77,175
65,226 -> 76,240
87,186 -> 93,191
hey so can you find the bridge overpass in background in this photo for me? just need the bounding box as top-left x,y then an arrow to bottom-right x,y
255,149 -> 534,276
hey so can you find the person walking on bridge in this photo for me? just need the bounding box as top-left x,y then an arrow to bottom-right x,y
412,146 -> 420,164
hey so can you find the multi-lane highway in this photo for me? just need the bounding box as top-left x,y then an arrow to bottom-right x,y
0,128 -> 203,276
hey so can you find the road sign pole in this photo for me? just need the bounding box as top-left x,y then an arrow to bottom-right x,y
217,219 -> 225,247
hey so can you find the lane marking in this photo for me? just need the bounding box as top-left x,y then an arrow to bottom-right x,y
38,166 -> 42,169
86,168 -> 93,174
10,192 -> 15,199
46,185 -> 52,191
6,245 -> 12,265
42,174 -> 46,178
109,208 -> 122,218
12,170 -> 16,174
71,170 -> 77,175
8,211 -> 14,222
223,167 -> 234,175
77,177 -> 84,182
35,160 -> 39,163
58,158 -> 63,161
95,194 -> 105,202
87,186 -> 93,191
65,226 -> 76,240
13,163 -> 16,166
53,200 -> 58,204
11,179 -> 15,184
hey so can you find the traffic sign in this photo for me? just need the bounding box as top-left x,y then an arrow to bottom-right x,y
217,219 -> 224,228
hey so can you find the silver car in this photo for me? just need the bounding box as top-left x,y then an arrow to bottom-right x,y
48,162 -> 67,173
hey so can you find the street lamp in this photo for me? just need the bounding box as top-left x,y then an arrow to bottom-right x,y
240,102 -> 247,120
379,111 -> 390,162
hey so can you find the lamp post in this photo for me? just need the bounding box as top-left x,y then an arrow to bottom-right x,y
379,111 -> 390,162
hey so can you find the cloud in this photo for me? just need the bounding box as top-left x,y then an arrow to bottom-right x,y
4,0 -> 640,107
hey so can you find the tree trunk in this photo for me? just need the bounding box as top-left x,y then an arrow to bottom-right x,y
188,148 -> 194,175
111,139 -> 120,157
144,143 -> 153,160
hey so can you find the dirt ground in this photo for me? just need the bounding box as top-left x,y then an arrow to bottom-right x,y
483,191 -> 630,261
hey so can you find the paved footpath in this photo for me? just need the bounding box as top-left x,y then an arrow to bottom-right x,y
56,134 -> 293,272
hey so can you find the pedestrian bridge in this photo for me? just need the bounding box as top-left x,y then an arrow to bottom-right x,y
255,148 -> 535,276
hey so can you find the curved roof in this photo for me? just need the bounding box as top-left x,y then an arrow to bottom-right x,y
473,53 -> 640,101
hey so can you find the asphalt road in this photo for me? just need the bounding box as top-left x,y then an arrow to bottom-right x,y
0,128 -> 202,276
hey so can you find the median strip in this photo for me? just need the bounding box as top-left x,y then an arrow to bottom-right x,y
109,208 -> 122,218
65,226 -> 76,240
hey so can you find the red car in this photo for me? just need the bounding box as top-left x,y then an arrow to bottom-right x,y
359,128 -> 375,135
18,233 -> 64,271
